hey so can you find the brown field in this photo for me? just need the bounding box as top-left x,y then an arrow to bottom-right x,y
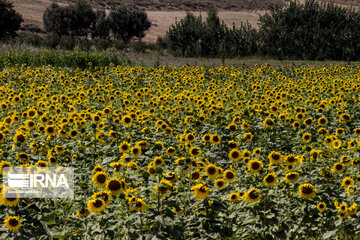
9,0 -> 360,43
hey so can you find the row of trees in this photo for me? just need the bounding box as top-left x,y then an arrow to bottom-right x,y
2,0 -> 360,61
166,0 -> 360,61
43,1 -> 151,43
166,8 -> 258,58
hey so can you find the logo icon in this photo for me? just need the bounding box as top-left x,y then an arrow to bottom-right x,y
7,173 -> 30,188
3,167 -> 74,199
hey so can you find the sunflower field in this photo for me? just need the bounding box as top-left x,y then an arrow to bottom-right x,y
1,63 -> 360,239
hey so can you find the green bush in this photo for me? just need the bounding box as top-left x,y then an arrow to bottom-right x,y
0,49 -> 126,69
0,0 -> 23,40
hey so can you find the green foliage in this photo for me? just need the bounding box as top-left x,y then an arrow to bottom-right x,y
92,10 -> 110,39
166,7 -> 258,58
43,0 -> 96,37
0,49 -> 126,69
108,6 -> 152,43
0,0 -> 23,40
166,13 -> 204,57
258,0 -> 360,60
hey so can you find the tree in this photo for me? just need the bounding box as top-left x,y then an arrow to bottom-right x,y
43,0 -> 96,38
108,6 -> 151,43
166,13 -> 203,57
69,0 -> 96,37
0,0 -> 23,40
43,3 -> 74,36
92,10 -> 110,39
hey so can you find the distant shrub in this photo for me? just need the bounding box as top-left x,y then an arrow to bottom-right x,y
0,49 -> 126,69
0,0 -> 23,40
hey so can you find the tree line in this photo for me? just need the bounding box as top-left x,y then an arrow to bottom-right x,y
2,0 -> 360,61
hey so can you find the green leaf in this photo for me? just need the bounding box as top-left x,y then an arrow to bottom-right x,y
323,230 -> 337,239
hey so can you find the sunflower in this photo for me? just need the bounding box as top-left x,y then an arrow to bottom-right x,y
190,170 -> 202,182
263,173 -> 277,186
341,177 -> 353,188
54,145 -> 65,155
13,132 -> 27,145
223,170 -> 236,182
214,179 -> 226,190
263,118 -> 275,128
205,164 -> 218,179
333,162 -> 345,173
284,172 -> 300,183
130,198 -> 147,212
346,185 -> 357,196
210,134 -> 221,145
332,139 -> 341,149
27,108 -> 38,118
317,202 -> 326,212
186,133 -> 196,143
227,140 -> 238,150
92,165 -> 105,173
268,151 -> 282,164
227,123 -> 237,132
122,115 -> 133,127
45,125 -> 57,136
119,142 -> 130,153
298,183 -> 317,200
340,113 -> 351,123
202,134 -> 211,143
16,152 -> 30,163
153,156 -> 165,167
106,178 -> 126,195
242,150 -> 251,159
354,128 -> 360,135
0,187 -> 20,207
335,128 -> 345,136
77,209 -> 90,218
173,206 -> 184,214
69,129 -> 79,139
229,149 -> 241,161
302,132 -> 311,143
244,187 -> 261,203
48,156 -> 58,166
87,199 -> 106,213
24,120 -> 36,130
191,183 -> 210,200
58,129 -> 67,138
189,146 -> 201,157
147,163 -> 157,176
131,146 -> 141,158
166,147 -> 176,157
4,216 -> 22,232
229,192 -> 239,202
303,117 -> 313,126
317,117 -> 328,126
253,148 -> 261,156
92,171 -> 108,188
284,155 -> 300,165
247,159 -> 263,174
347,203 -> 358,215
92,190 -> 112,206
0,131 -> 6,143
